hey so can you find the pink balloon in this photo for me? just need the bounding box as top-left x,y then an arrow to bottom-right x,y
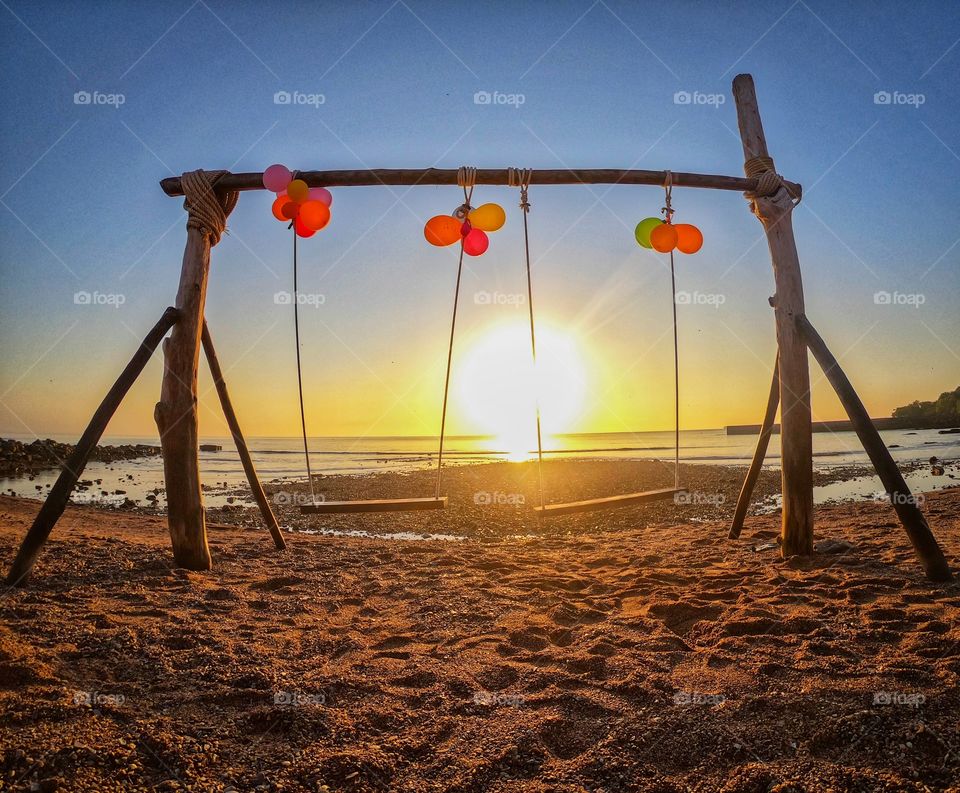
463,228 -> 488,256
308,187 -> 333,207
263,164 -> 292,193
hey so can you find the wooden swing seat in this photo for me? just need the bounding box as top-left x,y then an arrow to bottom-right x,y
535,487 -> 683,517
299,497 -> 447,514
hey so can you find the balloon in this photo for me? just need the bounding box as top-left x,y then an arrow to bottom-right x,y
263,164 -> 291,193
674,223 -> 703,254
650,223 -> 678,252
294,216 -> 316,237
286,179 -> 309,203
634,217 -> 662,249
468,203 -> 506,232
281,201 -> 299,220
463,227 -> 488,256
299,200 -> 331,231
308,187 -> 333,207
460,220 -> 472,237
424,215 -> 461,246
271,194 -> 290,221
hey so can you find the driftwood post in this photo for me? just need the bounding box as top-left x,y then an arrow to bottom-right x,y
5,307 -> 179,586
729,352 -> 780,540
733,74 -> 814,557
201,321 -> 286,550
155,171 -> 237,570
800,316 -> 952,581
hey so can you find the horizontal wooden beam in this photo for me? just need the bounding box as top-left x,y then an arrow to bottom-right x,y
160,168 -> 801,198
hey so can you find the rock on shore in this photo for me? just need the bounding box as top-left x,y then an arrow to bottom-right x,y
0,438 -> 161,478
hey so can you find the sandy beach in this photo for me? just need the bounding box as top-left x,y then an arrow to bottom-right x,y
2,463 -> 958,792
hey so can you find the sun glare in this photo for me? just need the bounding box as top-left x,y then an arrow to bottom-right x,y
455,323 -> 587,461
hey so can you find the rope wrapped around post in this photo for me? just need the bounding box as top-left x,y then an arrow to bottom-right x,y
742,155 -> 800,211
180,169 -> 239,245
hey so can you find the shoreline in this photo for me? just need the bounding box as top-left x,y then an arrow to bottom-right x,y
4,458 -> 957,541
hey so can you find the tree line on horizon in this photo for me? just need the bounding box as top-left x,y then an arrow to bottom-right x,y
891,386 -> 960,428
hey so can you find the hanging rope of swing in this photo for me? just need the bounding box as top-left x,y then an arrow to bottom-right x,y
434,166 -> 476,498
290,166 -> 473,513
529,170 -> 683,516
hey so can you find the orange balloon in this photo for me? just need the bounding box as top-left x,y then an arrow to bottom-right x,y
674,223 -> 703,254
424,215 -> 461,246
299,200 -> 330,231
650,223 -> 678,252
271,194 -> 290,221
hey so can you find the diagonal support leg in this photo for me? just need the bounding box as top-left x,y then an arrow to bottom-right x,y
201,321 -> 286,550
729,351 -> 780,539
799,314 -> 952,582
5,307 -> 180,586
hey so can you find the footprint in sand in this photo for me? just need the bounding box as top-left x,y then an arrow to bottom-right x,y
249,575 -> 305,592
538,717 -> 598,760
644,601 -> 724,635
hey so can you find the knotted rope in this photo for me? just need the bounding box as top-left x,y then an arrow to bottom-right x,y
661,170 -> 675,222
742,156 -> 800,207
180,169 -> 238,245
507,167 -> 532,209
457,165 -> 477,214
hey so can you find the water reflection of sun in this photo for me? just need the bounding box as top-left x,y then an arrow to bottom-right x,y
456,323 -> 587,461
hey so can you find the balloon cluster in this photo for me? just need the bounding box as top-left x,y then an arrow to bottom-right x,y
635,216 -> 702,254
424,202 -> 505,256
263,164 -> 333,238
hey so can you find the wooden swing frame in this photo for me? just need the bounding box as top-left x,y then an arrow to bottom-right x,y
5,74 -> 952,585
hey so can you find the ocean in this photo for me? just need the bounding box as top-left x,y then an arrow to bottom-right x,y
2,428 -> 957,509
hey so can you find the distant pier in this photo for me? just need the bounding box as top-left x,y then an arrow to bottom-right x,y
726,418 -> 909,435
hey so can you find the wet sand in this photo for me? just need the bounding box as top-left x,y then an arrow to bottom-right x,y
1,478 -> 959,792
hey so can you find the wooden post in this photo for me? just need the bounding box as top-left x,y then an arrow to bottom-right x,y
5,307 -> 179,586
155,226 -> 213,570
729,352 -> 780,540
201,321 -> 286,550
799,315 -> 952,581
733,74 -> 814,557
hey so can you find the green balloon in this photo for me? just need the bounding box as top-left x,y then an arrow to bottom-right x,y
634,217 -> 662,249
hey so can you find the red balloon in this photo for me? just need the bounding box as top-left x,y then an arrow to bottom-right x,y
463,227 -> 488,256
294,216 -> 316,238
281,201 -> 299,220
460,220 -> 472,237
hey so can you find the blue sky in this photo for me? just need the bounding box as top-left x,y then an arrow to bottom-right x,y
0,0 -> 957,438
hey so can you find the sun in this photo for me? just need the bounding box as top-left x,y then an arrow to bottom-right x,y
455,322 -> 587,460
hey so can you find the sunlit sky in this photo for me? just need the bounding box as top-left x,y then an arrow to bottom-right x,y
1,1 -> 957,443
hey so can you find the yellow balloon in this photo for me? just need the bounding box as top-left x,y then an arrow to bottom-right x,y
286,179 -> 309,203
468,203 -> 506,232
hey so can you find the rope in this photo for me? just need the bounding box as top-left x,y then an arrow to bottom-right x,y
180,169 -> 238,246
435,167 -> 476,497
661,170 -> 675,222
510,167 -> 545,511
669,249 -> 680,489
662,172 -> 681,489
292,229 -> 317,505
743,155 -> 800,206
